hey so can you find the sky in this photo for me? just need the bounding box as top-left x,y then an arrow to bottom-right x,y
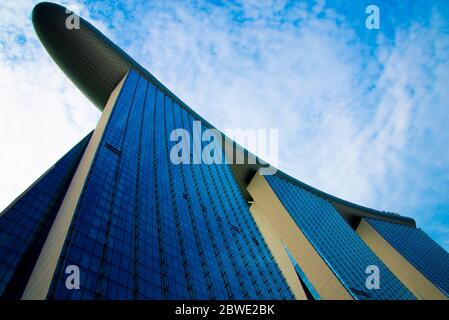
0,0 -> 449,250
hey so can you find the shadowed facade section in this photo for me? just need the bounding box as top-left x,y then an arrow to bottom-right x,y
0,132 -> 92,299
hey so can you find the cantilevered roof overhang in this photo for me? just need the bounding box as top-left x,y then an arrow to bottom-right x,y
32,2 -> 416,227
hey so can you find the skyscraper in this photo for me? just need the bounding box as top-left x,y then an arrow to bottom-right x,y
0,2 -> 448,300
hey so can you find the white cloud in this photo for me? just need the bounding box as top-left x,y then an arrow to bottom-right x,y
0,0 -> 101,211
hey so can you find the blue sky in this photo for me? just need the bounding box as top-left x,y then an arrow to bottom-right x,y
1,0 -> 449,250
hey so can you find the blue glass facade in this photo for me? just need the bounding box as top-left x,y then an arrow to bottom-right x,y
46,70 -> 294,300
367,218 -> 449,297
265,174 -> 415,300
0,132 -> 92,299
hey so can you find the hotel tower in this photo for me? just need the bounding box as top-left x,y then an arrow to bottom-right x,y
0,2 -> 448,300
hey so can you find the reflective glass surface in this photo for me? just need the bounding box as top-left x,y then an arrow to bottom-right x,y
48,70 -> 294,300
367,218 -> 449,297
266,174 -> 415,300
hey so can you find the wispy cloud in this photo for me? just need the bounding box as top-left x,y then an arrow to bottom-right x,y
0,0 -> 100,212
0,0 -> 448,250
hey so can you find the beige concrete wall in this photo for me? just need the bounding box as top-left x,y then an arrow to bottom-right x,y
356,219 -> 447,300
247,172 -> 352,300
249,204 -> 307,300
22,74 -> 128,300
